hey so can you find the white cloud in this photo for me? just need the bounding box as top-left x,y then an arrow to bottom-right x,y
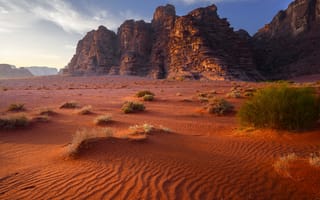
0,0 -> 147,34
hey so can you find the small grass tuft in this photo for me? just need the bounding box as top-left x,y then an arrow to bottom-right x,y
38,108 -> 56,116
309,152 -> 320,167
7,103 -> 25,112
94,114 -> 112,125
207,98 -> 234,115
121,101 -> 145,114
77,105 -> 93,115
273,153 -> 297,178
143,94 -> 154,101
136,90 -> 155,98
67,128 -> 113,157
60,101 -> 79,109
0,115 -> 30,129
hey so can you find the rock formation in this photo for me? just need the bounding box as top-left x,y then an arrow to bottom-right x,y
253,0 -> 320,79
24,67 -> 58,76
0,64 -> 33,79
64,4 -> 261,80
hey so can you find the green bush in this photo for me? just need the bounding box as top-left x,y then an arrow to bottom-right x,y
143,94 -> 154,101
7,103 -> 25,112
238,85 -> 320,131
136,90 -> 155,98
207,98 -> 234,115
121,102 -> 145,114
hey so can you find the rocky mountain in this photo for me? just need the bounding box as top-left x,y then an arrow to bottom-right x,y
0,64 -> 33,79
253,0 -> 320,79
64,0 -> 320,80
63,4 -> 262,81
24,66 -> 58,76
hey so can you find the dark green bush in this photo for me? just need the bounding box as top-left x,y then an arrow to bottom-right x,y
238,85 -> 320,131
121,102 -> 146,114
136,90 -> 155,98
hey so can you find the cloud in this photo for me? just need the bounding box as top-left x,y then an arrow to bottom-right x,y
0,0 -> 146,34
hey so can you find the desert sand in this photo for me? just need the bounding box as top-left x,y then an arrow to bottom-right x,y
0,75 -> 319,199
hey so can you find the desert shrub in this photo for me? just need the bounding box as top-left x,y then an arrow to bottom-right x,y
309,152 -> 320,167
207,98 -> 234,115
136,90 -> 155,98
67,128 -> 113,156
0,115 -> 30,129
94,114 -> 112,125
32,115 -> 50,123
238,85 -> 320,131
38,108 -> 56,116
273,153 -> 297,177
143,94 -> 154,101
7,103 -> 25,112
60,101 -> 79,109
226,91 -> 241,98
121,101 -> 145,114
78,105 -> 92,115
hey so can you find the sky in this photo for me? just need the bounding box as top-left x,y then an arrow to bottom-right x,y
0,0 -> 292,69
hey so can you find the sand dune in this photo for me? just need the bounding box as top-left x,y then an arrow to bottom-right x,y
0,76 -> 319,199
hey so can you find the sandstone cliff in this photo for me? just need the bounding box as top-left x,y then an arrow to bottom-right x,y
253,0 -> 320,79
64,4 -> 261,80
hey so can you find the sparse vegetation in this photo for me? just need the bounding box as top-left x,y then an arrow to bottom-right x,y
32,115 -> 50,123
226,90 -> 241,98
207,98 -> 234,115
159,125 -> 171,132
94,114 -> 112,125
7,103 -> 25,112
273,153 -> 297,178
121,101 -> 145,114
309,152 -> 320,167
78,105 -> 93,115
67,128 -> 114,157
60,101 -> 79,109
238,85 -> 320,131
136,90 -> 155,98
38,108 -> 56,116
143,94 -> 154,101
0,115 -> 30,129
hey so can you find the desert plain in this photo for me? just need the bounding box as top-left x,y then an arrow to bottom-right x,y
0,75 -> 320,200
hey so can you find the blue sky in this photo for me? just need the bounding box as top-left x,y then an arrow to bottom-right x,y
0,0 -> 292,69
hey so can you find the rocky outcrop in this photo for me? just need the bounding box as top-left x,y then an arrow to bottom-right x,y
24,67 -> 58,76
0,64 -> 33,79
64,4 -> 262,80
253,0 -> 320,79
118,20 -> 153,76
64,26 -> 119,75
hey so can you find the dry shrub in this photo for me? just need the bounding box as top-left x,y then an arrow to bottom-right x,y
136,90 -> 155,98
38,108 -> 56,116
207,98 -> 234,115
32,115 -> 50,123
273,153 -> 297,177
78,105 -> 92,115
0,115 -> 30,129
121,101 -> 145,114
309,152 -> 320,167
143,94 -> 154,101
60,101 -> 79,109
67,128 -> 113,156
94,114 -> 112,125
7,103 -> 25,112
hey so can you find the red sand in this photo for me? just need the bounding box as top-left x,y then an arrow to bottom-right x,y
0,75 -> 319,199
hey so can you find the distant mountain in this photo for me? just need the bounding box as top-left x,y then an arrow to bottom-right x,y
0,64 -> 33,79
24,66 -> 58,76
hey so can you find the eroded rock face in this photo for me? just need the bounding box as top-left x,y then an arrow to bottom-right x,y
167,5 -> 260,80
253,0 -> 320,79
118,20 -> 153,76
64,4 -> 261,80
65,26 -> 119,75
